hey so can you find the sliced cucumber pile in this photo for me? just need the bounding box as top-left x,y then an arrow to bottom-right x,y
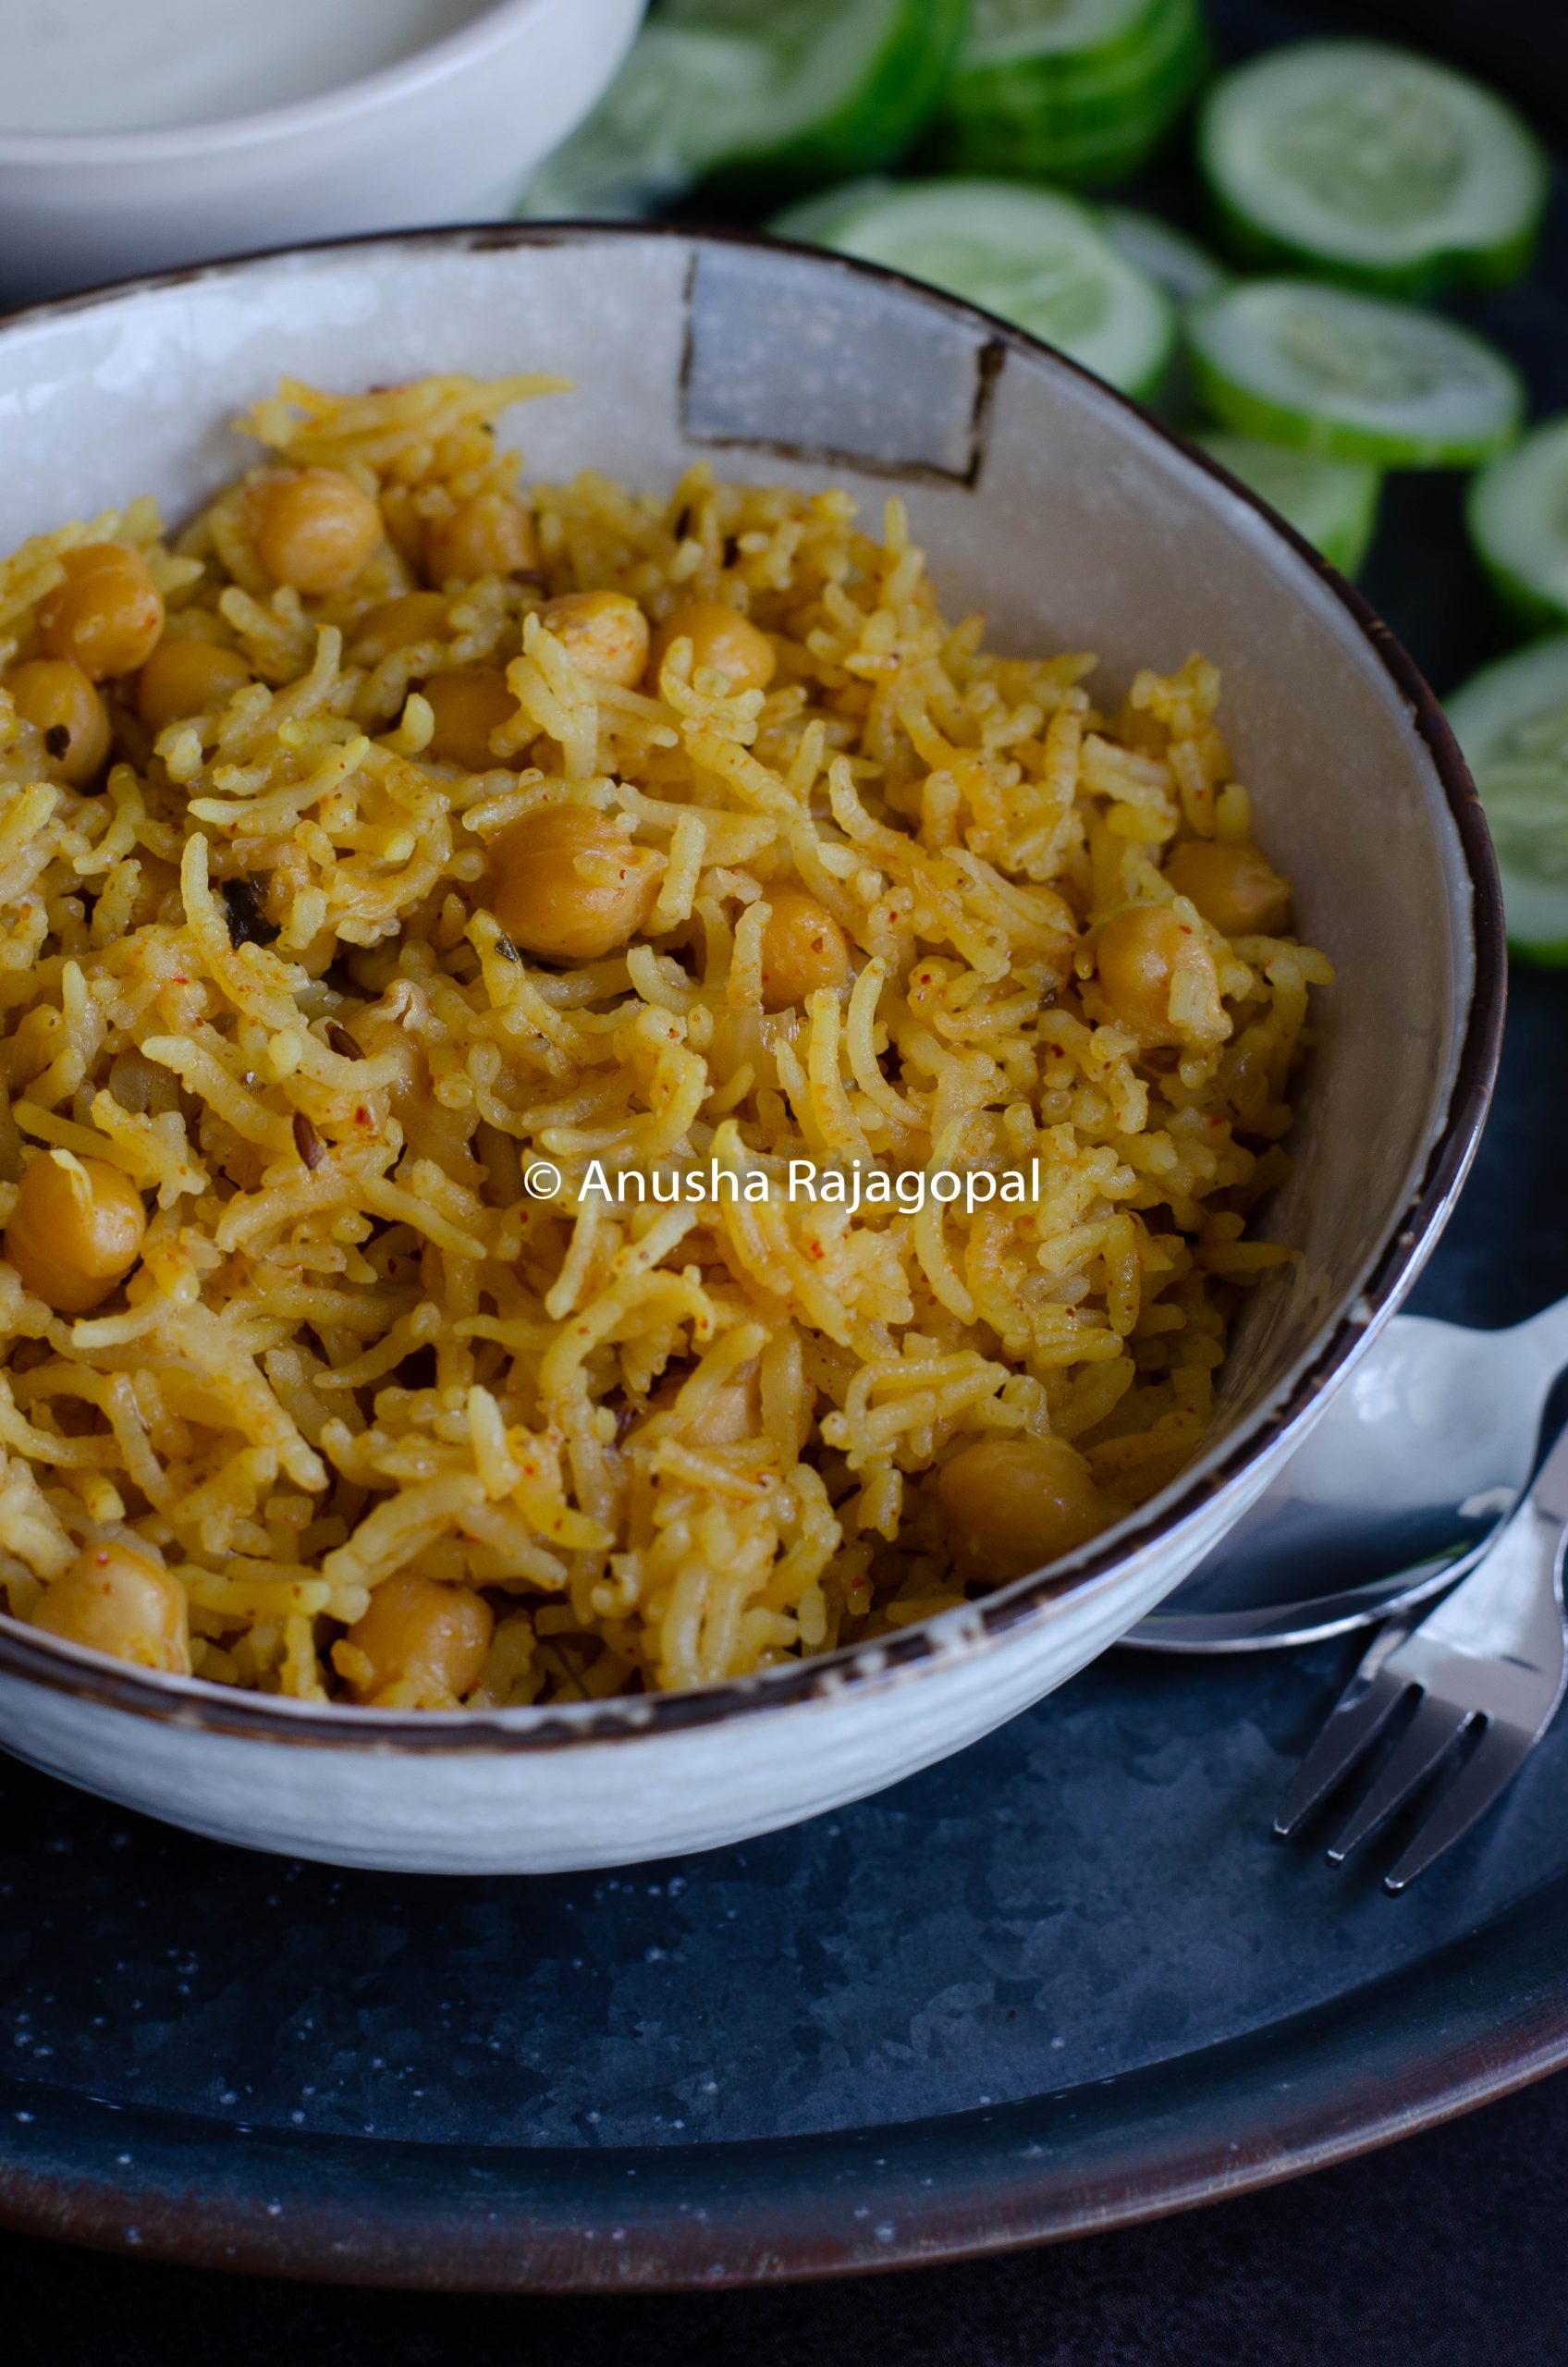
1468,418 -> 1568,632
520,0 -> 966,220
1102,205 -> 1229,307
1199,40 -> 1547,297
773,178 -> 1177,400
1186,279 -> 1525,466
940,0 -> 1211,189
1445,637 -> 1568,963
1196,432 -> 1381,576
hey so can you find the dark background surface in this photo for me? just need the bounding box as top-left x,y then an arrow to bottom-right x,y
9,0 -> 1568,2358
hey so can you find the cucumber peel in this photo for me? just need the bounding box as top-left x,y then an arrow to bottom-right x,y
1196,432 -> 1382,576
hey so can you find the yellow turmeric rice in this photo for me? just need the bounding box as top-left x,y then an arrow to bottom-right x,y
0,372 -> 1331,1708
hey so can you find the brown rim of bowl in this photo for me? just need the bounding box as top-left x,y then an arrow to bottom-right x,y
0,220 -> 1509,1752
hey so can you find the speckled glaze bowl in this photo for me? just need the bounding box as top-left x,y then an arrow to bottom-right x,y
0,227 -> 1503,1873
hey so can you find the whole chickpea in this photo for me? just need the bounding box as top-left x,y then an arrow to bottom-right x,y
341,1571 -> 492,1706
647,600 -> 776,693
421,667 -> 521,771
488,805 -> 662,963
426,491 -> 536,585
253,468 -> 383,595
137,638 -> 253,734
347,591 -> 451,668
537,591 -> 650,689
31,1539 -> 190,1674
7,658 -> 110,785
758,889 -> 851,1012
1092,904 -> 1227,1050
1163,839 -> 1292,938
5,1151 -> 147,1313
937,1435 -> 1113,1586
38,543 -> 165,681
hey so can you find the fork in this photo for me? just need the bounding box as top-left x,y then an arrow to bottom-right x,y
1274,1415 -> 1568,1893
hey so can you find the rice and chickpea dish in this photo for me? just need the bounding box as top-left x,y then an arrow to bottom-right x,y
0,371 -> 1330,1710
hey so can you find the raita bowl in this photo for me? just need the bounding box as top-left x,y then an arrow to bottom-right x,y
0,225 -> 1503,1872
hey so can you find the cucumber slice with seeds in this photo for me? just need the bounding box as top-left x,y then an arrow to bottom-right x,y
1186,279 -> 1524,467
520,0 -> 965,220
1445,637 -> 1568,963
1199,40 -> 1547,297
1195,432 -> 1380,576
1468,418 -> 1568,632
773,178 -> 1176,400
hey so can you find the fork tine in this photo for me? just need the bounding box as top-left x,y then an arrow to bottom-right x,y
1325,1692 -> 1476,1864
1382,1722 -> 1533,1894
1273,1666 -> 1409,1838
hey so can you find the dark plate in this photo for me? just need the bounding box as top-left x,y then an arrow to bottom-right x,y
6,0 -> 1568,2294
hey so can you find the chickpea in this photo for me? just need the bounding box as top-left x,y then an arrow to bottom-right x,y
537,591 -> 650,689
137,638 -> 252,734
347,591 -> 450,669
5,1151 -> 147,1314
758,889 -> 851,1012
31,1539 -> 190,1674
38,543 -> 165,681
7,657 -> 110,785
425,491 -> 537,585
1163,839 -> 1292,938
647,599 -> 776,693
254,468 -> 383,596
1092,903 -> 1225,1050
489,804 -> 662,963
422,667 -> 520,772
937,1436 -> 1113,1587
342,1571 -> 492,1706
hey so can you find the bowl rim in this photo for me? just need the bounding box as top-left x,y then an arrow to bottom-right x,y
0,0 -> 574,162
0,218 -> 1508,1752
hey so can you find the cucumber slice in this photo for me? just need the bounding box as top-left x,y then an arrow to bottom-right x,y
1196,432 -> 1381,576
1199,41 -> 1548,297
520,0 -> 965,219
773,178 -> 1176,400
1103,207 -> 1229,306
1186,279 -> 1525,467
941,0 -> 1209,186
1468,418 -> 1568,632
1444,637 -> 1568,963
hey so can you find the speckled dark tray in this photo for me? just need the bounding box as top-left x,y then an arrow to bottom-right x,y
6,0 -> 1568,2296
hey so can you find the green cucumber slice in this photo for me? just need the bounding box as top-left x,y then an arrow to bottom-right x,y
1444,637 -> 1568,963
1199,40 -> 1548,296
1186,279 -> 1525,467
1195,432 -> 1381,576
1103,207 -> 1229,306
1467,418 -> 1568,632
772,178 -> 1176,400
519,0 -> 965,220
941,0 -> 1209,185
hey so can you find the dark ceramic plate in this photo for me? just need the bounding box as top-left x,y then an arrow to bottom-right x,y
6,0 -> 1568,2292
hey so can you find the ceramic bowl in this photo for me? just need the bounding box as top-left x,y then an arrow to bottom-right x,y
0,227 -> 1503,1872
0,0 -> 645,301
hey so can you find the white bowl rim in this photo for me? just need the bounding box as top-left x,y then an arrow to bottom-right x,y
0,219 -> 1508,1752
0,0 -> 561,162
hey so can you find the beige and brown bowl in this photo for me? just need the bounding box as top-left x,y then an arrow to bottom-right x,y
0,226 -> 1503,1872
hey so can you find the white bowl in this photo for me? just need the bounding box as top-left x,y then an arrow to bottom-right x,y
0,0 -> 645,301
0,227 -> 1502,1872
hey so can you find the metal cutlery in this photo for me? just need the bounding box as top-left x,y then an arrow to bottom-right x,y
1273,1413 -> 1568,1892
1130,1292 -> 1568,1652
